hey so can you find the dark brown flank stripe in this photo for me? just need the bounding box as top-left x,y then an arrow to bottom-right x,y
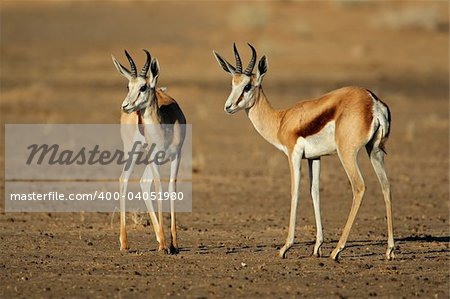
296,107 -> 336,138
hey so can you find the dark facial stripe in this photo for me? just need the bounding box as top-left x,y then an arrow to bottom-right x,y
296,107 -> 336,138
235,93 -> 244,106
131,93 -> 140,105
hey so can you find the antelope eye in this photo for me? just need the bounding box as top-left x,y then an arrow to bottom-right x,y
244,83 -> 252,92
126,85 -> 129,90
140,85 -> 147,92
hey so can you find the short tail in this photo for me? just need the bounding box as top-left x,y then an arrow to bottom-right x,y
367,90 -> 391,154
377,103 -> 391,154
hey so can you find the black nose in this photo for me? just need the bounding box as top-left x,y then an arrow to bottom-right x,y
122,103 -> 130,109
225,105 -> 232,112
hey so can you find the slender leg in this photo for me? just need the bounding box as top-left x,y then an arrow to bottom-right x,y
330,147 -> 366,260
279,149 -> 302,258
369,149 -> 395,259
168,154 -> 181,254
140,165 -> 161,245
119,170 -> 130,251
119,143 -> 140,251
308,159 -> 323,257
151,163 -> 167,252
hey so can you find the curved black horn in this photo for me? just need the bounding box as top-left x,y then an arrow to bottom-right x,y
139,49 -> 152,77
233,43 -> 242,74
124,50 -> 137,77
244,43 -> 257,76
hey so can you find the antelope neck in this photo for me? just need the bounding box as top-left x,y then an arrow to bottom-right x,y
137,88 -> 157,136
246,87 -> 281,147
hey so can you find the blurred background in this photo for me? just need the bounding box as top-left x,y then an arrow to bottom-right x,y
1,1 -> 449,298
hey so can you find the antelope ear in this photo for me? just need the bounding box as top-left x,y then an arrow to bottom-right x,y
213,51 -> 236,75
112,55 -> 132,80
255,55 -> 268,86
150,58 -> 160,86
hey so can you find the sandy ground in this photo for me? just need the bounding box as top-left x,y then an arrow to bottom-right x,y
0,1 -> 449,298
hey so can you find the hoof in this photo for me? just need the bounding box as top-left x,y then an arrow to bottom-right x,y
158,248 -> 169,254
119,240 -> 129,251
279,245 -> 290,259
330,248 -> 341,261
158,243 -> 168,254
313,247 -> 322,257
386,247 -> 395,260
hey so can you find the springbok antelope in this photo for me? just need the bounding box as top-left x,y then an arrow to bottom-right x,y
112,49 -> 186,254
213,44 -> 393,260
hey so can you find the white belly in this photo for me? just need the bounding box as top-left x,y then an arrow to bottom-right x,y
298,121 -> 337,159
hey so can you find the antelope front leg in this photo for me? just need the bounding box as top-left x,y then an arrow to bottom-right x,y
119,187 -> 128,251
151,163 -> 168,253
118,156 -> 138,251
279,150 -> 302,258
119,169 -> 132,251
168,155 -> 181,254
140,165 -> 161,246
308,159 -> 323,257
118,133 -> 143,251
169,182 -> 178,254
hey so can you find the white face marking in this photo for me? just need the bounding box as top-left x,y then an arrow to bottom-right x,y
121,77 -> 150,113
224,75 -> 254,114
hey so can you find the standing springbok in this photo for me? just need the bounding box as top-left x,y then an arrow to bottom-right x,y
112,49 -> 186,254
213,44 -> 393,260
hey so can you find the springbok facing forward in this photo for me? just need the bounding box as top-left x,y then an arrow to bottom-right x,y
213,44 -> 393,260
112,49 -> 186,254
